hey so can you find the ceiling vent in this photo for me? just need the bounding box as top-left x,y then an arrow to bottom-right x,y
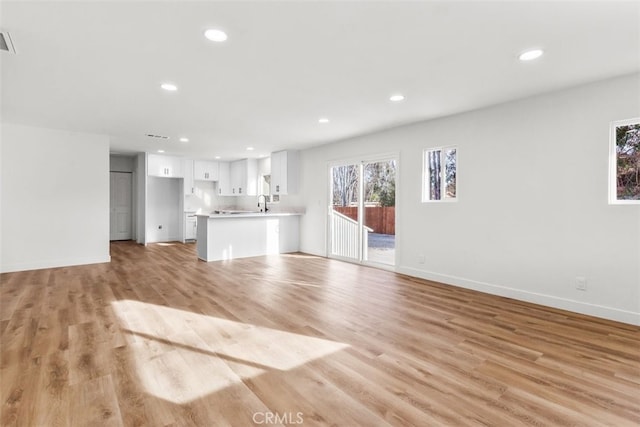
146,134 -> 170,140
0,32 -> 17,54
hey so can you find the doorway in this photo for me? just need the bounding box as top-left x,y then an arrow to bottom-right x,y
110,171 -> 133,240
329,158 -> 396,267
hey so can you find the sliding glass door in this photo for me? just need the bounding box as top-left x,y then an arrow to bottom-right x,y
363,160 -> 396,265
329,158 -> 396,267
330,164 -> 361,261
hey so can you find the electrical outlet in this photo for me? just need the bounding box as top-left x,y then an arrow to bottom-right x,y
575,276 -> 587,291
418,254 -> 426,264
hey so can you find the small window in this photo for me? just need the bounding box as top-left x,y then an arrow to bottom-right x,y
610,118 -> 640,204
423,146 -> 457,202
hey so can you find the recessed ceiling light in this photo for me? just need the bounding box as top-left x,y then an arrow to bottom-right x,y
161,83 -> 178,91
179,137 -> 189,142
246,147 -> 254,151
518,49 -> 544,61
215,156 -> 221,159
204,29 -> 228,42
318,118 -> 330,124
389,94 -> 405,102
157,149 -> 165,153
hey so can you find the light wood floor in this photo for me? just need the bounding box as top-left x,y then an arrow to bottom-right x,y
1,241 -> 639,426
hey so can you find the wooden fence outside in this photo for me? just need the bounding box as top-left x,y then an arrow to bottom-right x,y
333,206 -> 395,235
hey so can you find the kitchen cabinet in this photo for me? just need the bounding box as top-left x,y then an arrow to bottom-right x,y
148,154 -> 184,178
230,158 -> 257,196
194,160 -> 219,181
270,150 -> 299,195
217,162 -> 233,196
184,213 -> 197,241
183,159 -> 194,195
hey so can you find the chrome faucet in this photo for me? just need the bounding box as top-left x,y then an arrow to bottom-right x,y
258,195 -> 269,213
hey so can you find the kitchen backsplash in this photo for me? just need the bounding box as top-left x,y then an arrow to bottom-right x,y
185,180 -> 303,213
184,181 -> 221,212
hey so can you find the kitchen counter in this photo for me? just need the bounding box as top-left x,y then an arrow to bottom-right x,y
196,212 -> 302,262
197,211 -> 301,218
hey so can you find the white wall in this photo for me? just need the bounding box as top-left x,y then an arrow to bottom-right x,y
298,73 -> 640,325
146,176 -> 181,242
136,153 -> 146,244
110,154 -> 135,172
0,123 -> 110,272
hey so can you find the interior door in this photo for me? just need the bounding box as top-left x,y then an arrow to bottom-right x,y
110,171 -> 133,240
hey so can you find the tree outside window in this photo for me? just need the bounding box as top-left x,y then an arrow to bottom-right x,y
423,146 -> 457,202
610,118 -> 640,204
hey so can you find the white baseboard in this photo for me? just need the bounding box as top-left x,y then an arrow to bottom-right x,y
1,255 -> 111,273
147,236 -> 182,244
398,266 -> 640,326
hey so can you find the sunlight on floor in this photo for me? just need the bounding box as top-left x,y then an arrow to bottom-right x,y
280,253 -> 318,259
111,300 -> 349,404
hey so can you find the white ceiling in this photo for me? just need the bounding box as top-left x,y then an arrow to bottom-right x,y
1,1 -> 639,160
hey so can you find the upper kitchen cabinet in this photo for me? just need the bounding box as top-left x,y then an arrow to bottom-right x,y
217,162 -> 233,196
194,160 -> 219,181
230,158 -> 258,196
148,153 -> 184,178
271,150 -> 299,195
184,159 -> 194,195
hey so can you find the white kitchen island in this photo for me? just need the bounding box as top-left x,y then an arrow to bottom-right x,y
196,212 -> 301,262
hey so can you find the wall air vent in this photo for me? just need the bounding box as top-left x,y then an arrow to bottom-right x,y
145,134 -> 170,139
0,32 -> 17,54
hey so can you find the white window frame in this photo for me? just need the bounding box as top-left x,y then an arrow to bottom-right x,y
422,145 -> 458,203
609,118 -> 640,205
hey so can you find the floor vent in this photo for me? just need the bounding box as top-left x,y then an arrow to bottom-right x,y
0,32 -> 16,54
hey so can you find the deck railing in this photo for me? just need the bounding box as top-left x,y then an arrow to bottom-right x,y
330,210 -> 370,260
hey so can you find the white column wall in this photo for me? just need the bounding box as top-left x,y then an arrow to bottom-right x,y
1,123 -> 110,272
